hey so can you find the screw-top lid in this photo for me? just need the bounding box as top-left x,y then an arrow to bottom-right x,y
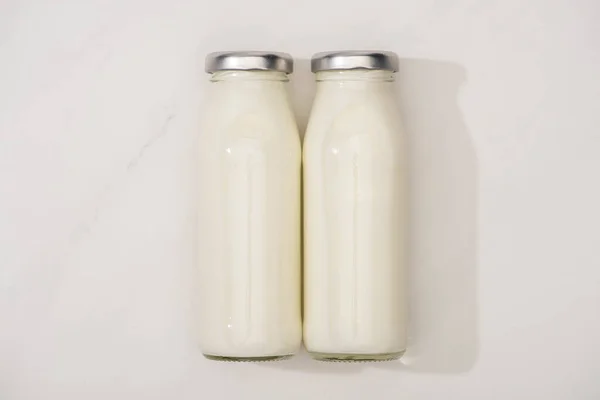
311,50 -> 399,72
205,51 -> 294,73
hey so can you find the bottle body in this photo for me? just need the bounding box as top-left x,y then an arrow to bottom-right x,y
303,70 -> 407,360
198,71 -> 301,360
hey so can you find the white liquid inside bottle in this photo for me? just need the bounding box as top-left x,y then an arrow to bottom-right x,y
198,59 -> 301,361
303,65 -> 407,361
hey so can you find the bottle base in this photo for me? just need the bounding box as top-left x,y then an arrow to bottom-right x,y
203,354 -> 293,362
309,350 -> 405,362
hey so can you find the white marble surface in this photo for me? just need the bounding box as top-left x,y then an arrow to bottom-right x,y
1,1 -> 600,399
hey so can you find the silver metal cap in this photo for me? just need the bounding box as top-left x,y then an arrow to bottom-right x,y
205,51 -> 293,74
311,50 -> 399,72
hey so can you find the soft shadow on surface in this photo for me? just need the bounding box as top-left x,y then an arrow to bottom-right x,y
377,58 -> 480,374
290,58 -> 315,324
288,58 -> 315,138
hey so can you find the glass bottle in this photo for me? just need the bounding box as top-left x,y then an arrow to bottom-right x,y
303,51 -> 407,361
198,52 -> 301,361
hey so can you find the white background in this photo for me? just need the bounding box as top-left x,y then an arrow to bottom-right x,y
1,0 -> 599,399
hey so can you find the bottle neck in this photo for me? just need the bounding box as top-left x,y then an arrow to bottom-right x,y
315,69 -> 395,83
210,70 -> 289,82
208,70 -> 291,107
